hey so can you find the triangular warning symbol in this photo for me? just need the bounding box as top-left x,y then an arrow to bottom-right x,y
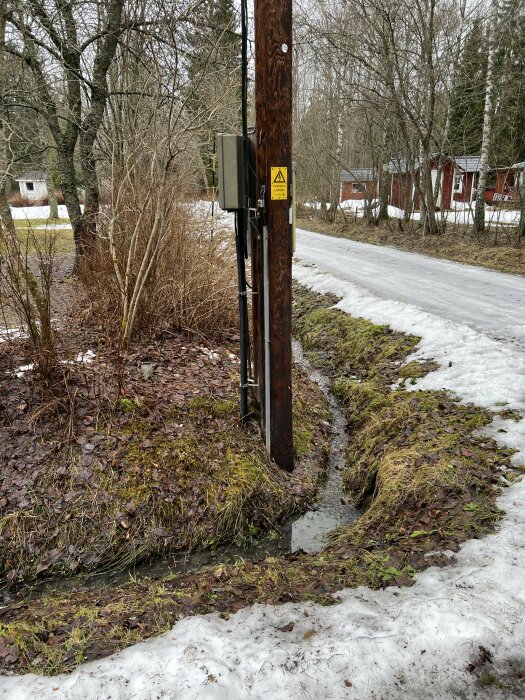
273,170 -> 286,183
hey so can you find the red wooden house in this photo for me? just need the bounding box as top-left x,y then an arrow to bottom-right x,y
451,156 -> 481,204
340,168 -> 378,202
388,155 -> 481,210
490,161 -> 524,203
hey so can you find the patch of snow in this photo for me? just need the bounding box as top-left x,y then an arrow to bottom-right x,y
197,345 -> 221,361
10,205 -> 73,221
191,200 -> 236,232
384,204 -> 519,226
10,350 -> 95,377
340,199 -> 378,211
0,328 -> 26,343
13,363 -> 34,378
73,349 -> 95,364
34,223 -> 72,231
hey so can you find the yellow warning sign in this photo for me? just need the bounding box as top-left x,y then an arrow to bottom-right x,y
271,167 -> 288,200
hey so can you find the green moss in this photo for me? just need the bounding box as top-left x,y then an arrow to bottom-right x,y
296,307 -> 419,380
497,408 -> 522,422
116,397 -> 140,413
293,425 -> 314,457
293,281 -> 513,559
213,399 -> 235,415
479,673 -> 504,688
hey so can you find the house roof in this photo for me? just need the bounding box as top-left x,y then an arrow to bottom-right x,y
454,156 -> 481,173
511,161 -> 525,170
388,158 -> 417,174
341,168 -> 376,182
387,155 -> 482,174
15,170 -> 47,182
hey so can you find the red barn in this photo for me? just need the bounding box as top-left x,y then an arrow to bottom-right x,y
340,168 -> 378,202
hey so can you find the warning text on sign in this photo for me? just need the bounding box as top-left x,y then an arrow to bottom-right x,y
271,167 -> 288,200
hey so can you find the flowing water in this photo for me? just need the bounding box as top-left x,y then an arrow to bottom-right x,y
289,340 -> 359,553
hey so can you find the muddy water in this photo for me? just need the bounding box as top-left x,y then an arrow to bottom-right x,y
14,340 -> 358,598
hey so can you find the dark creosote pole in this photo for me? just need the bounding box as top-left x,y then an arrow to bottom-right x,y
254,0 -> 294,471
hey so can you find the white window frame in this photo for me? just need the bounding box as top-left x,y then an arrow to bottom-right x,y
453,174 -> 463,193
352,182 -> 365,193
26,181 -> 35,192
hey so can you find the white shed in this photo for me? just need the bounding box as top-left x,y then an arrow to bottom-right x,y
15,170 -> 48,202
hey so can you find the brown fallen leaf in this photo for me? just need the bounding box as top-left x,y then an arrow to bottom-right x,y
277,622 -> 294,633
302,629 -> 316,640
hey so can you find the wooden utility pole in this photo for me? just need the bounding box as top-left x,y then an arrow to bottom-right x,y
253,0 -> 294,471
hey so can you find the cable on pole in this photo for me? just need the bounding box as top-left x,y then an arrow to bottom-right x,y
235,0 -> 250,423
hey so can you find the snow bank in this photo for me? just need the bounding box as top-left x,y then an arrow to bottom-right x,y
191,200 -> 236,231
384,203 -> 519,226
34,223 -> 72,231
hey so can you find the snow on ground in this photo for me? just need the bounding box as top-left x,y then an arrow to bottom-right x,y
34,223 -> 72,231
191,200 -> 236,232
319,199 -> 521,226
382,203 -> 520,227
2,220 -> 525,700
10,350 -> 96,378
0,328 -> 26,344
10,205 -> 72,220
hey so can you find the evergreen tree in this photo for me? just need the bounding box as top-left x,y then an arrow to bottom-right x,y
492,0 -> 525,163
448,19 -> 488,156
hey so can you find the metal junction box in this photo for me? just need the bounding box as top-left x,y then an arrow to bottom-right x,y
217,133 -> 244,211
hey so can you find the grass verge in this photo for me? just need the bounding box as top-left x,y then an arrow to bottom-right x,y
13,219 -> 74,255
0,283 -> 520,676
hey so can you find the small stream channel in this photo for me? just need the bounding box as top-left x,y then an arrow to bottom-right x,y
289,339 -> 359,553
15,341 -> 358,598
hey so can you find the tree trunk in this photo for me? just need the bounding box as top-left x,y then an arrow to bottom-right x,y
474,2 -> 498,236
378,164 -> 389,221
79,144 -> 99,249
57,145 -> 86,255
77,0 -> 125,251
518,172 -> 525,243
0,0 -> 12,230
46,138 -> 59,219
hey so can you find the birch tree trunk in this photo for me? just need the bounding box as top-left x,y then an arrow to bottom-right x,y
474,3 -> 498,236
